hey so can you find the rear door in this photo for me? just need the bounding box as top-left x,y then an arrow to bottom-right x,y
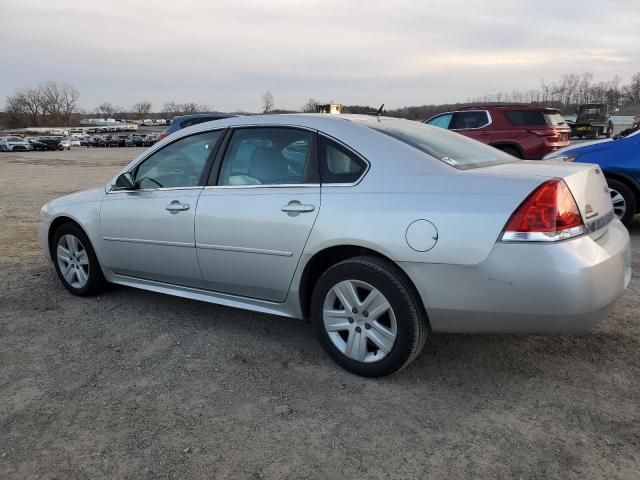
450,110 -> 492,143
195,127 -> 320,302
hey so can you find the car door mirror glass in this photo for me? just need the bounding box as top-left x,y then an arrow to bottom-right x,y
113,172 -> 135,190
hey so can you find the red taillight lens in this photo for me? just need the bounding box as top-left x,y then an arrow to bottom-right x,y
157,132 -> 168,141
529,129 -> 560,142
501,179 -> 585,241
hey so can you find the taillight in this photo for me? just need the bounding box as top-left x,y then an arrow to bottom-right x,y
529,129 -> 560,142
501,179 -> 585,242
157,131 -> 168,141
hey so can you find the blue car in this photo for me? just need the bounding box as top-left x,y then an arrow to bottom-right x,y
157,113 -> 238,141
545,129 -> 640,226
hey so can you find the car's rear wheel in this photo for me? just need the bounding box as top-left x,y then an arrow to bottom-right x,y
52,223 -> 104,296
607,179 -> 636,226
311,256 -> 428,377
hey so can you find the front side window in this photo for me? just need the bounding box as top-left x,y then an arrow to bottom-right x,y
217,128 -> 312,186
134,130 -> 222,189
450,111 -> 490,129
425,113 -> 453,129
319,136 -> 366,183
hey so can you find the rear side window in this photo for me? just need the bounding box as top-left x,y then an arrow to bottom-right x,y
450,111 -> 490,129
503,110 -> 547,125
218,128 -> 313,186
319,136 -> 366,184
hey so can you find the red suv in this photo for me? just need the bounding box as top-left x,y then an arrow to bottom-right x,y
423,105 -> 571,159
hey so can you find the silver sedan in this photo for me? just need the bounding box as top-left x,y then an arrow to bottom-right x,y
39,114 -> 632,376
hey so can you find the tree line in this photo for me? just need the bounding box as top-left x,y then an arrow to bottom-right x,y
2,81 -> 220,128
3,72 -> 640,128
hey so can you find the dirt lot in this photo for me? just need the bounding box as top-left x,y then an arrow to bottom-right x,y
0,148 -> 639,480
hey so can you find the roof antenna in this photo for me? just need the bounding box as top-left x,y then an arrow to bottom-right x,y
376,103 -> 384,117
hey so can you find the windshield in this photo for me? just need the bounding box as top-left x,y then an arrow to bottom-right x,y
364,118 -> 517,170
7,136 -> 23,141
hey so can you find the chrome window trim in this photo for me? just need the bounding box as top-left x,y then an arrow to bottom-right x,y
449,110 -> 493,131
107,186 -> 204,194
203,183 -> 320,190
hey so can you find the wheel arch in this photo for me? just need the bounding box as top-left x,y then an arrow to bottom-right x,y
297,244 -> 426,320
48,215 -> 90,257
490,142 -> 523,157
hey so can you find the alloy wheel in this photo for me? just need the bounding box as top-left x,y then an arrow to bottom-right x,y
610,188 -> 627,220
322,280 -> 397,363
57,234 -> 90,289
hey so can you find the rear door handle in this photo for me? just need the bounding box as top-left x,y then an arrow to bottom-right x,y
281,201 -> 315,214
165,201 -> 190,213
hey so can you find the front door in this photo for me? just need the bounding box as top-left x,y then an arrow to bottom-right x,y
195,127 -> 320,302
100,129 -> 224,287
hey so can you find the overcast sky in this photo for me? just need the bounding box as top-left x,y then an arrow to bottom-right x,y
1,0 -> 638,112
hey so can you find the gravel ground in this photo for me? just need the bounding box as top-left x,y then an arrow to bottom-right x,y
1,148 -> 639,480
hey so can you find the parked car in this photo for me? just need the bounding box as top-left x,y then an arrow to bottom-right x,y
39,114 -> 631,377
157,113 -> 238,141
28,138 -> 50,151
60,138 -> 72,150
0,135 -> 31,152
68,137 -> 82,147
130,135 -> 144,147
544,128 -> 640,225
423,105 -> 571,159
37,137 -> 64,151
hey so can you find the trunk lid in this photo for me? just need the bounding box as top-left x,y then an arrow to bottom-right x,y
478,160 -> 614,236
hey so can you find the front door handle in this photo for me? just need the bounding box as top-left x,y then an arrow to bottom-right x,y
281,201 -> 315,214
165,200 -> 190,213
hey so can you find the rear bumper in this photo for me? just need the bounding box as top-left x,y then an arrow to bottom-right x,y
400,219 -> 631,333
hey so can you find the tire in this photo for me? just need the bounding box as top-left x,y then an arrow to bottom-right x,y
51,223 -> 104,296
311,256 -> 429,377
496,146 -> 521,158
607,179 -> 636,226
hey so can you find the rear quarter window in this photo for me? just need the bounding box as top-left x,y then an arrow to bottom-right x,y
503,110 -> 547,126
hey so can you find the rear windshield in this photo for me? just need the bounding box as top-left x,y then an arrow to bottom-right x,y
6,136 -> 23,141
503,109 -> 564,126
368,119 -> 517,170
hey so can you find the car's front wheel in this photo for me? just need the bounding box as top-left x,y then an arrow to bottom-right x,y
52,223 -> 104,296
311,256 -> 428,377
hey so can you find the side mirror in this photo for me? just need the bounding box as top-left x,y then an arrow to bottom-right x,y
112,172 -> 135,191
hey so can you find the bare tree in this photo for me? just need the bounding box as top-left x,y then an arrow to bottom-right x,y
97,102 -> 116,117
5,81 -> 79,127
162,101 -> 182,116
261,91 -> 274,113
132,101 -> 152,120
6,86 -> 45,126
301,98 -> 320,113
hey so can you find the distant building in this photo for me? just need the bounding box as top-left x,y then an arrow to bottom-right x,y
316,103 -> 342,114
